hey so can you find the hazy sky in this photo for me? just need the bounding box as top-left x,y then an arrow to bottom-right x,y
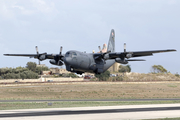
0,0 -> 179,73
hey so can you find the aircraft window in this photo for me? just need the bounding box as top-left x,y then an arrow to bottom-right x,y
65,52 -> 70,57
72,52 -> 77,57
72,52 -> 77,56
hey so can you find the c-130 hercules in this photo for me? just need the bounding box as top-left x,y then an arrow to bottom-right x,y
4,29 -> 176,74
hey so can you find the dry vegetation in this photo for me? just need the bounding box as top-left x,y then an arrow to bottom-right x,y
110,73 -> 180,82
0,82 -> 180,100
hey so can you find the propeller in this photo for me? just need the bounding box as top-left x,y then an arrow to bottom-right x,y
35,46 -> 47,65
124,43 -> 126,52
49,46 -> 64,66
35,46 -> 40,65
57,46 -> 64,65
95,46 -> 111,60
35,46 -> 39,55
60,46 -> 62,55
54,46 -> 64,63
98,46 -> 102,54
58,46 -> 64,61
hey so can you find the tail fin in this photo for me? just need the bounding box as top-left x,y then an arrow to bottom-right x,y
107,29 -> 115,52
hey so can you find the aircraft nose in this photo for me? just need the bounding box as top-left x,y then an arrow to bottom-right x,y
64,57 -> 71,64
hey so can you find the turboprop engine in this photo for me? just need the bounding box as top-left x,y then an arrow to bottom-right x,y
39,54 -> 46,61
115,58 -> 128,64
126,54 -> 132,58
49,59 -> 63,66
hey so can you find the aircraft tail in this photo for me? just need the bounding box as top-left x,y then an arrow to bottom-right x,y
107,29 -> 115,52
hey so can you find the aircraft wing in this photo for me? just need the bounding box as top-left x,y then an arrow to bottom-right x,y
108,49 -> 177,59
4,46 -> 65,62
93,49 -> 176,62
4,54 -> 58,60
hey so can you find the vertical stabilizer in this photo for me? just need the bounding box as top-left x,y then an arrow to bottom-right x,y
107,29 -> 115,52
103,29 -> 116,72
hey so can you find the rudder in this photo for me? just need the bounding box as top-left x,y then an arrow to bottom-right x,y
107,29 -> 115,52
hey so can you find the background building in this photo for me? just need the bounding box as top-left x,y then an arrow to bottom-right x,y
50,68 -> 70,75
108,62 -> 120,73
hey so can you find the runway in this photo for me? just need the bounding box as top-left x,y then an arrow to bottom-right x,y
1,98 -> 180,102
1,104 -> 180,120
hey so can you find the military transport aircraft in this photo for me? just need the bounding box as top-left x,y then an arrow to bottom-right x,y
4,29 -> 176,74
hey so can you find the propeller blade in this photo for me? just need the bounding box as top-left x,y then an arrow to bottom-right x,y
98,46 -> 102,53
35,46 -> 41,65
60,46 -> 62,55
124,43 -> 126,52
127,59 -> 146,61
35,46 -> 39,55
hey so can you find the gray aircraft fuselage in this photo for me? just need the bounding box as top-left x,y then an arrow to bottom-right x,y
64,50 -> 115,74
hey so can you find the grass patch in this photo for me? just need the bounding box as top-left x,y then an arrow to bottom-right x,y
168,84 -> 177,88
1,83 -> 180,100
1,100 -> 180,110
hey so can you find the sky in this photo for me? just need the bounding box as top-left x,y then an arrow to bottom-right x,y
0,0 -> 179,73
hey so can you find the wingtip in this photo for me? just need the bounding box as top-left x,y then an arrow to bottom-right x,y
169,49 -> 177,52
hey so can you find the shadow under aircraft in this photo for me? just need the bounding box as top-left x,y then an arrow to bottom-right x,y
4,29 -> 176,74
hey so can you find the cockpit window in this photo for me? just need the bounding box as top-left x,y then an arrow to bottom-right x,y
65,52 -> 70,57
72,52 -> 77,57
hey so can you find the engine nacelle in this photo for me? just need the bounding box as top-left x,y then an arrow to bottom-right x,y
115,58 -> 128,64
49,60 -> 63,66
126,54 -> 132,58
39,54 -> 46,61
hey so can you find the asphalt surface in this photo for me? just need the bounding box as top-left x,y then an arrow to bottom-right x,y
1,106 -> 180,118
1,98 -> 180,102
